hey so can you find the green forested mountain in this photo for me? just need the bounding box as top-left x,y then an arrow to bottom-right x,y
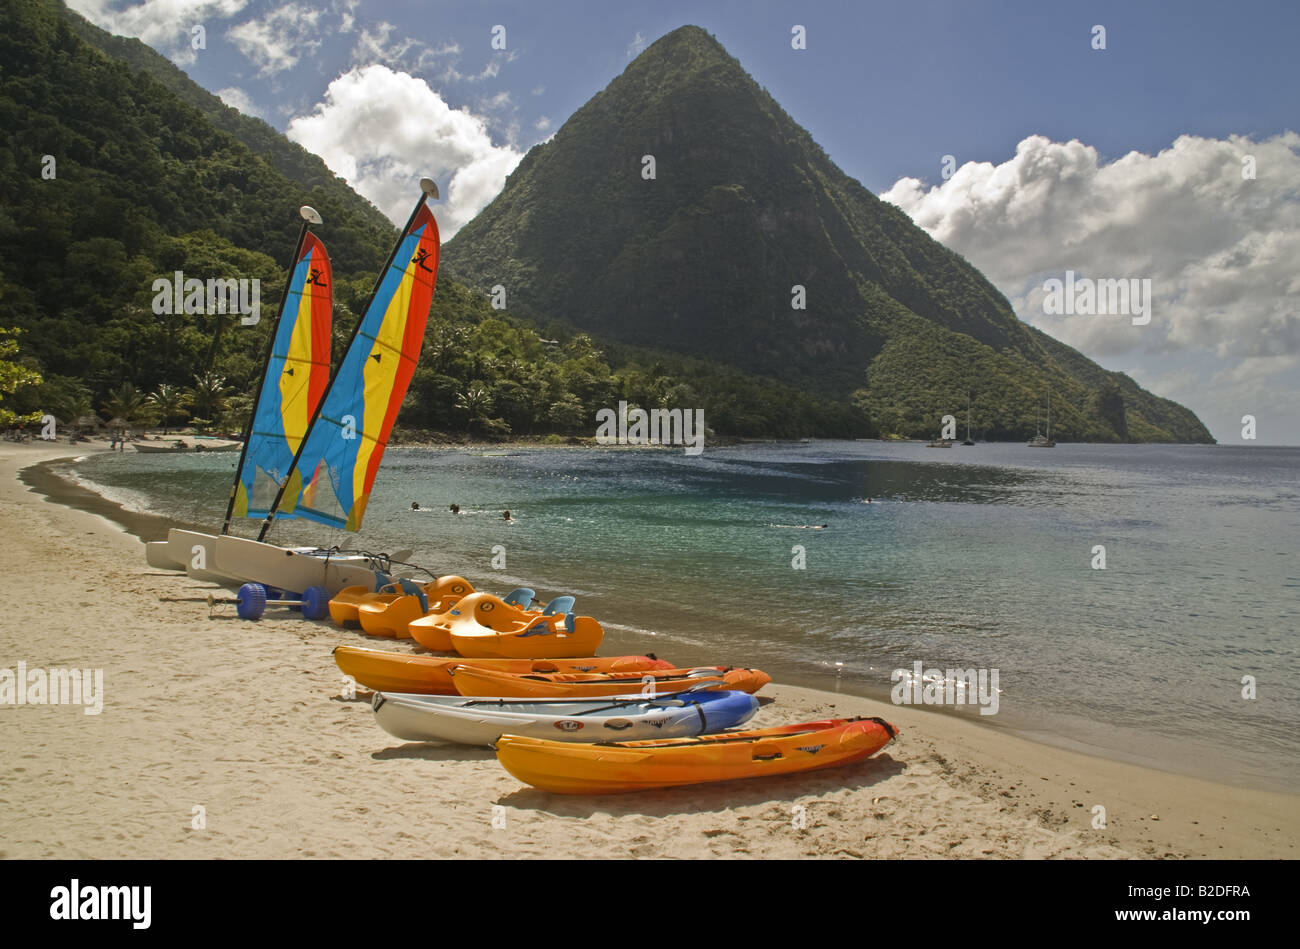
0,7 -> 1210,442
0,0 -> 863,439
444,26 -> 1213,443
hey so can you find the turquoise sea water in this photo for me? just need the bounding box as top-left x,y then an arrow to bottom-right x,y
74,441 -> 1300,791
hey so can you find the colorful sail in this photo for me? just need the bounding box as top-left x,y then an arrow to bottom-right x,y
286,202 -> 441,531
231,231 -> 332,520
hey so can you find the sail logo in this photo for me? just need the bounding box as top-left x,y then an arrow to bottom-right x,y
891,661 -> 1000,716
49,880 -> 150,929
0,662 -> 103,715
151,270 -> 262,325
1041,271 -> 1152,325
595,401 -> 705,455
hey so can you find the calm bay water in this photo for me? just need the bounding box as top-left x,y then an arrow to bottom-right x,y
75,441 -> 1300,791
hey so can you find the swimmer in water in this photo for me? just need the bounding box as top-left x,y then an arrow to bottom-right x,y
449,503 -> 460,514
503,509 -> 513,521
411,502 -> 420,510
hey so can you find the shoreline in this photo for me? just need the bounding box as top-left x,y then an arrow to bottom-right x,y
2,441 -> 1296,858
40,441 -> 1289,790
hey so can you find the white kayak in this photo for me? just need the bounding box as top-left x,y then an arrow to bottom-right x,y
371,690 -> 761,747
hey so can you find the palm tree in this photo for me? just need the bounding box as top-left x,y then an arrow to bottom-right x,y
455,382 -> 494,432
184,373 -> 230,431
146,383 -> 188,434
100,382 -> 156,429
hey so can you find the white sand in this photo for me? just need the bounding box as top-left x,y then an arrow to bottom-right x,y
1,442 -> 1295,859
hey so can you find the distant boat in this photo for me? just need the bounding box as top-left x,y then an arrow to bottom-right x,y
134,437 -> 241,453
1028,389 -> 1056,447
925,437 -> 953,448
962,395 -> 975,446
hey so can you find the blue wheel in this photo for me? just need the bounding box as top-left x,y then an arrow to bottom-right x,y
300,585 -> 330,621
237,583 -> 268,620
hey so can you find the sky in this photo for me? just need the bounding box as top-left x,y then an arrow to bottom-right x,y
66,0 -> 1300,444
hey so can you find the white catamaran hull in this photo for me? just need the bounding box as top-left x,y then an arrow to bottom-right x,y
145,540 -> 185,571
371,692 -> 760,747
166,529 -> 243,586
213,535 -> 384,595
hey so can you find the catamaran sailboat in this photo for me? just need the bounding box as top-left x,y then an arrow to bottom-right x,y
145,180 -> 444,592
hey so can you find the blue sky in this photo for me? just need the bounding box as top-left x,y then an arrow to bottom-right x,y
69,1 -> 1300,443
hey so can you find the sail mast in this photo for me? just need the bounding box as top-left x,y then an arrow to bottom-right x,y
221,205 -> 322,535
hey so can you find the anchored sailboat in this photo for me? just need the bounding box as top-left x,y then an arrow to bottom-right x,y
1028,389 -> 1056,447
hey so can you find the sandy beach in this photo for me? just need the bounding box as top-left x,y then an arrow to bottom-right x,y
1,441 -> 1296,860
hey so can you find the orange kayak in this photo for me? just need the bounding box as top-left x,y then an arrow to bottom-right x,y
329,576 -> 473,629
495,717 -> 898,794
449,665 -> 770,698
333,645 -> 674,695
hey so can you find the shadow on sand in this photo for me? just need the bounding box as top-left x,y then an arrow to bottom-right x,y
370,743 -> 497,763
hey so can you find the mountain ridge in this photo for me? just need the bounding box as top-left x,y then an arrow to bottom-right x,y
444,25 -> 1213,443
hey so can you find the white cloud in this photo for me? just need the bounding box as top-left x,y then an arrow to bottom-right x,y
627,31 -> 647,58
285,65 -> 523,238
881,132 -> 1300,441
349,20 -> 459,72
440,50 -> 517,85
336,0 -> 357,33
535,116 -> 551,132
66,0 -> 248,63
216,86 -> 264,118
227,3 -> 323,76
881,132 -> 1300,361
